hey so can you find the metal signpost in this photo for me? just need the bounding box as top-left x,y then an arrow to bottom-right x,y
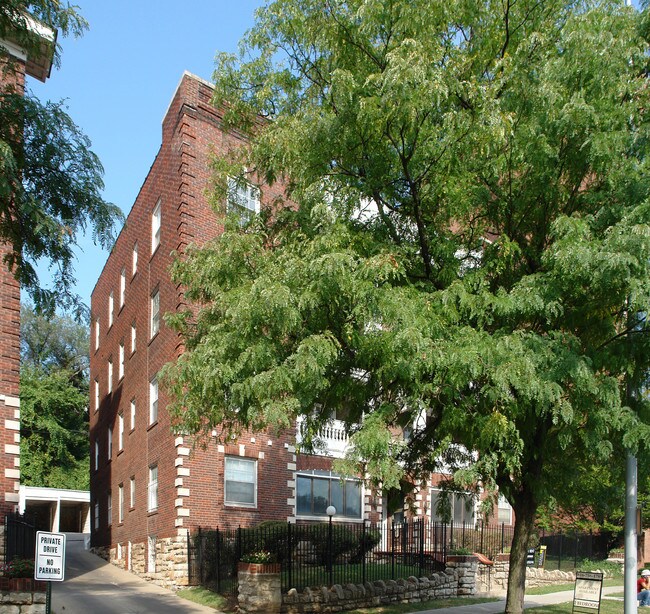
34,531 -> 66,614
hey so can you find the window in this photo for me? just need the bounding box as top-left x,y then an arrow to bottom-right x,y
132,242 -> 138,276
147,536 -> 156,573
94,441 -> 99,471
107,428 -> 112,460
94,378 -> 99,412
95,319 -> 100,351
107,490 -> 112,526
118,484 -> 124,523
148,465 -> 158,512
107,358 -> 113,394
224,457 -> 257,507
108,291 -> 114,328
149,377 -> 158,425
498,494 -> 512,525
151,199 -> 161,253
118,413 -> 124,451
130,398 -> 136,430
227,177 -> 260,225
430,489 -> 476,526
120,267 -> 126,308
150,290 -> 160,337
94,501 -> 99,530
131,321 -> 136,353
119,342 -> 125,380
130,476 -> 135,508
296,471 -> 362,519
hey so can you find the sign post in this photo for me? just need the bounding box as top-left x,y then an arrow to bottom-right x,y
34,531 -> 66,614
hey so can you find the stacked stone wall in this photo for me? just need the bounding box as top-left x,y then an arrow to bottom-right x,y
0,578 -> 46,613
278,557 -> 477,614
92,534 -> 189,589
490,554 -> 575,592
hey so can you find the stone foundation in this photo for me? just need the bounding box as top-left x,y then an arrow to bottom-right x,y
92,534 -> 190,589
0,578 -> 47,613
280,557 -> 477,614
239,564 -> 282,614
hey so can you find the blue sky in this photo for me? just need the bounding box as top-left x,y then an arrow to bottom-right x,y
29,0 -> 264,309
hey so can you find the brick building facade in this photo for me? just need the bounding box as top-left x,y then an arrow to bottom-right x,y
90,71 -> 512,587
0,19 -> 54,557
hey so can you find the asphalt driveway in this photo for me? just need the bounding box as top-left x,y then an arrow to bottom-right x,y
51,535 -> 221,614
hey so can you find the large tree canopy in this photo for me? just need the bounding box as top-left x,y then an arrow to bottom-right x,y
0,1 -> 123,315
164,1 -> 650,612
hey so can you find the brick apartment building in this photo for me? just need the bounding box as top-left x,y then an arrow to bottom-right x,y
0,17 -> 54,555
89,71 -> 512,587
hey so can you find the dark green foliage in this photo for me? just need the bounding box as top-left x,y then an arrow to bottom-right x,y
0,1 -> 122,316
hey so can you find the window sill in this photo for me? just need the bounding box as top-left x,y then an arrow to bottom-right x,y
147,509 -> 158,517
117,449 -> 124,456
147,421 -> 158,432
224,503 -> 257,510
295,514 -> 364,523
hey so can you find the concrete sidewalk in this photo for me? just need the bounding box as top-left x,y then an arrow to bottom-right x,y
408,585 -> 623,613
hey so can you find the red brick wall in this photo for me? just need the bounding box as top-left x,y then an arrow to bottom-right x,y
0,53 -> 26,518
90,73 -> 293,550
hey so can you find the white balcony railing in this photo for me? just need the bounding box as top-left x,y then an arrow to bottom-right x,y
295,416 -> 350,458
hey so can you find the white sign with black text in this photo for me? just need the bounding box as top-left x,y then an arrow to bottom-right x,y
34,531 -> 66,581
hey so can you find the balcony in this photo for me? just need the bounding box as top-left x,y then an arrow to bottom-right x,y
295,416 -> 350,458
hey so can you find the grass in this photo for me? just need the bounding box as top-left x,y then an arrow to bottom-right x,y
525,601 -> 623,614
177,587 -> 230,611
525,578 -> 622,595
340,596 -> 500,614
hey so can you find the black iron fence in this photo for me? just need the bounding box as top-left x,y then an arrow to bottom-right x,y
188,519 -> 516,594
539,530 -> 612,571
5,513 -> 36,563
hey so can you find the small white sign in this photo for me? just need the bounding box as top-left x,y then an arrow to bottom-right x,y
34,531 -> 66,581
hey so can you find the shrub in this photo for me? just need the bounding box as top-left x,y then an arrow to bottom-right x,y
1,558 -> 35,578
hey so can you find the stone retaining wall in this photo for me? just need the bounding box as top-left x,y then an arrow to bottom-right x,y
276,556 -> 477,614
490,553 -> 575,592
0,578 -> 47,613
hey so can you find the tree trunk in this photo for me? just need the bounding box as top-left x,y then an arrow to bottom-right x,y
504,488 -> 538,614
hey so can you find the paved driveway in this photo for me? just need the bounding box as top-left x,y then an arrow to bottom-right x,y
52,536 -> 221,614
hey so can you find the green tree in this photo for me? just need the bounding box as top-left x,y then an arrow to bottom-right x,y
164,2 -> 650,612
19,305 -> 89,489
0,1 -> 123,316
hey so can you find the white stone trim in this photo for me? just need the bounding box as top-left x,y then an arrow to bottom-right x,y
177,508 -> 190,517
4,419 -> 19,431
4,469 -> 19,479
177,467 -> 190,476
177,488 -> 189,497
177,447 -> 190,456
5,444 -> 19,455
174,458 -> 184,467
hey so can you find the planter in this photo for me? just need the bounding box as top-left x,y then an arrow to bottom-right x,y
238,562 -> 281,574
447,554 -> 479,563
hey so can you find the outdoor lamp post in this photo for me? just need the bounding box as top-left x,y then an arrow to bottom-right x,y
327,505 -> 336,586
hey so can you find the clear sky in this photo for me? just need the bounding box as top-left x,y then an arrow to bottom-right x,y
28,0 -> 264,311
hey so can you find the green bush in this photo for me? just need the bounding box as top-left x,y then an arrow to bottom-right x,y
1,558 -> 35,578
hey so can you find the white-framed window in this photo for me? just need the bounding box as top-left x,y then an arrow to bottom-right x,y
94,441 -> 99,471
224,457 -> 257,507
130,476 -> 135,508
148,465 -> 158,512
95,318 -> 100,351
118,413 -> 124,451
150,290 -> 160,338
147,536 -> 156,573
296,470 -> 362,519
94,501 -> 99,530
430,489 -> 476,526
108,291 -> 114,328
107,428 -> 112,460
131,321 -> 136,353
119,342 -> 125,380
227,176 -> 260,225
151,199 -> 161,253
149,377 -> 158,425
118,484 -> 124,524
132,241 -> 138,276
107,358 -> 113,394
94,378 -> 99,412
498,494 -> 513,525
120,267 -> 126,308
130,398 -> 136,430
107,490 -> 112,526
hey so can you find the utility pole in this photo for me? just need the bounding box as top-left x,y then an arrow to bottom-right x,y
624,453 -> 637,614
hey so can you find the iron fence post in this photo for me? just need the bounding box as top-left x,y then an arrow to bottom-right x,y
216,528 -> 221,593
391,521 -> 395,580
197,527 -> 203,584
328,516 -> 333,587
558,532 -> 563,571
501,523 -> 505,553
480,519 -> 484,555
362,520 -> 367,585
419,518 -> 425,576
287,522 -> 292,592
